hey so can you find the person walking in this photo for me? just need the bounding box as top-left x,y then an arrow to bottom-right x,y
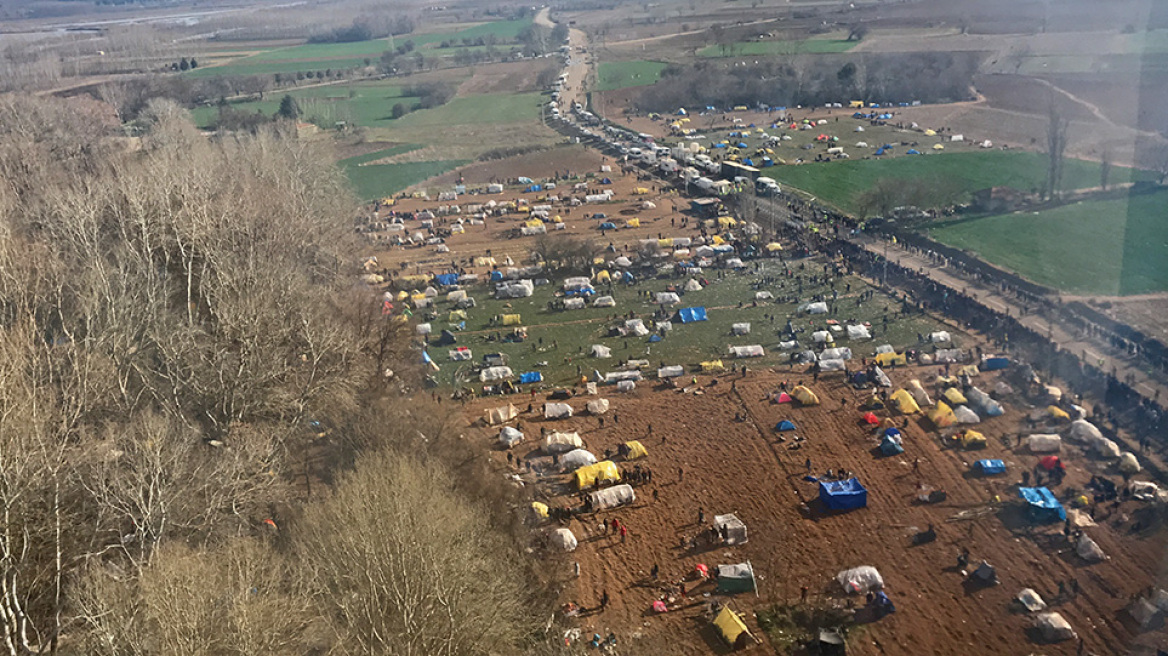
801,585 -> 809,603
600,590 -> 610,610
650,563 -> 659,580
678,467 -> 684,482
805,457 -> 813,474
620,524 -> 628,543
698,507 -> 705,526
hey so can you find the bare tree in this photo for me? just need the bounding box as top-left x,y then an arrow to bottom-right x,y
1044,100 -> 1070,200
1099,148 -> 1113,191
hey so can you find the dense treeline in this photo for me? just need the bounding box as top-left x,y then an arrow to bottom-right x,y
0,96 -> 555,655
636,52 -> 980,111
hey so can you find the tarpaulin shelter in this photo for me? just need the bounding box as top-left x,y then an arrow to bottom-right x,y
776,392 -> 793,404
519,371 -> 543,384
792,385 -> 820,405
862,393 -> 885,410
498,426 -> 524,447
805,301 -> 829,314
966,387 -> 1003,416
624,440 -> 649,460
531,501 -> 549,519
716,563 -> 757,593
712,606 -> 754,648
658,365 -> 685,378
775,420 -> 797,432
1026,434 -> 1061,453
592,294 -> 617,308
821,347 -> 852,360
880,432 -> 904,455
729,345 -> 765,358
1119,452 -> 1141,474
943,388 -> 968,406
544,403 -> 573,419
930,331 -> 951,343
561,449 -> 598,470
905,380 -> 931,407
1039,455 -> 1063,471
715,514 -> 748,545
586,398 -> 610,415
811,330 -> 834,344
575,461 -> 620,489
819,478 -> 868,511
590,344 -> 612,359
1034,613 -> 1075,642
550,528 -> 578,551
982,356 -> 1010,370
484,404 -> 518,425
862,412 -> 880,424
837,566 -> 883,593
1019,486 -> 1066,522
731,322 -> 751,335
953,405 -> 980,424
675,307 -> 708,323
820,358 -> 846,371
960,430 -> 987,449
543,431 -> 583,453
974,459 -> 1006,475
449,347 -> 472,361
847,324 -> 872,340
927,401 -> 956,428
1047,405 -> 1071,421
1017,588 -> 1047,612
656,292 -> 681,305
502,314 -> 522,326
818,629 -> 846,656
890,389 -> 921,414
589,484 -> 635,510
876,351 -> 907,366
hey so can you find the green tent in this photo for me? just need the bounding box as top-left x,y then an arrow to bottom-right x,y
716,562 -> 757,594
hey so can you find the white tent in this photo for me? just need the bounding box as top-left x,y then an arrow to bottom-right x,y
1034,613 -> 1075,642
562,276 -> 591,290
1067,419 -> 1103,443
449,348 -> 473,361
729,345 -> 765,358
908,380 -> 932,406
1119,452 -> 1141,474
613,256 -> 633,267
498,426 -> 524,447
605,370 -> 643,383
934,348 -> 964,363
586,398 -> 610,414
617,380 -> 636,392
731,323 -> 751,335
684,278 -> 703,292
543,431 -> 583,453
591,344 -> 613,358
550,528 -> 578,551
755,291 -> 773,300
593,295 -> 616,307
1016,589 -> 1047,612
779,340 -> 798,350
821,347 -> 852,360
657,365 -> 685,378
846,325 -> 872,340
805,302 -> 829,314
626,319 -> 649,337
485,404 -> 518,425
1076,533 -> 1107,562
953,405 -> 981,424
589,484 -> 635,510
656,292 -> 681,305
837,566 -> 884,594
875,344 -> 895,354
544,403 -> 574,419
819,358 -> 846,371
872,366 -> 892,387
930,331 -> 951,343
416,323 -> 433,335
564,297 -> 586,310
447,290 -> 468,302
561,449 -> 598,470
811,330 -> 833,344
480,366 -> 513,382
496,280 -> 534,298
1026,434 -> 1062,453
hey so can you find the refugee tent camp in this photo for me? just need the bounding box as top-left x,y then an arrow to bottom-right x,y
712,606 -> 754,649
792,385 -> 820,405
550,528 -> 578,551
890,389 -> 921,414
927,401 -> 956,428
819,478 -> 868,511
485,404 -> 519,425
544,403 -> 574,419
716,562 -> 757,593
561,449 -> 598,471
589,484 -> 635,510
1019,487 -> 1066,522
908,379 -> 933,406
498,426 -> 524,447
544,431 -> 584,453
586,398 -> 610,414
575,461 -> 621,489
715,514 -> 748,545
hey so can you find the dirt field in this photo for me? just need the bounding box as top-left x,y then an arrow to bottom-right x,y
467,363 -> 1168,655
1074,294 -> 1168,345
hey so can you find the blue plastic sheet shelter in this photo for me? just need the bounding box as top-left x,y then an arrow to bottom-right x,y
599,222 -> 616,230
434,273 -> 459,286
974,459 -> 1006,475
675,307 -> 708,323
982,357 -> 1010,371
490,270 -> 504,281
884,427 -> 902,439
1019,486 -> 1066,522
819,478 -> 868,511
519,372 -> 543,384
879,433 -> 904,455
775,420 -> 797,432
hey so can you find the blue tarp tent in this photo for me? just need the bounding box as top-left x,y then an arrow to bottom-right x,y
434,273 -> 459,286
879,433 -> 904,455
526,184 -> 542,193
519,372 -> 543,384
775,420 -> 797,432
648,334 -> 662,343
974,459 -> 1006,475
819,478 -> 868,511
517,176 -> 534,184
743,158 -> 754,166
600,177 -> 613,184
675,307 -> 708,323
906,149 -> 920,155
599,222 -> 616,230
884,427 -> 901,439
490,270 -> 504,281
1019,486 -> 1066,522
982,357 -> 1010,371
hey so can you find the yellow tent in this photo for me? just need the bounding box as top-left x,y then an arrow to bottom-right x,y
718,217 -> 737,228
932,143 -> 945,150
959,364 -> 980,377
876,352 -> 907,366
658,238 -> 674,248
592,256 -> 606,265
396,290 -> 410,301
633,187 -> 651,195
713,606 -> 753,647
596,270 -> 611,283
701,360 -> 725,372
943,388 -> 968,406
928,401 -> 955,428
935,375 -> 958,386
502,314 -> 522,326
1047,405 -> 1071,421
765,242 -> 784,252
890,389 -> 921,414
924,129 -> 937,136
401,274 -> 429,286
379,197 -> 396,206
474,257 -> 496,267
626,218 -> 641,227
862,393 -> 885,410
516,205 -> 531,213
574,461 -> 620,489
792,385 -> 820,406
524,219 -> 544,228
410,293 -> 427,303
551,214 -> 563,223
849,100 -> 865,108
531,502 -> 549,519
625,440 -> 649,460
961,430 -> 987,449
710,235 -> 725,245
448,310 -> 467,322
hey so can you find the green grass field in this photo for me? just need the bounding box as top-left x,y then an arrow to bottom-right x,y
770,151 -> 1152,214
596,61 -> 669,91
698,38 -> 855,58
189,81 -> 418,129
416,265 -> 951,389
930,189 -> 1168,295
343,157 -> 470,201
388,92 -> 543,129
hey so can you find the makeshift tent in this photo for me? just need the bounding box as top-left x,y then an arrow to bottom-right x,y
811,330 -> 834,344
880,432 -> 904,455
966,387 -> 1003,416
847,324 -> 872,340
1017,589 -> 1047,612
890,389 -> 921,414
971,561 -> 997,583
837,566 -> 883,593
561,449 -> 598,470
713,606 -> 754,648
821,347 -> 852,360
1119,452 -> 1141,474
675,307 -> 708,323
731,322 -> 751,335
872,366 -> 892,387
927,401 -> 955,428
684,278 -> 703,292
960,430 -> 987,449
906,380 -> 932,407
715,514 -> 748,545
484,404 -> 518,425
563,297 -> 585,310
953,405 -> 981,424
543,431 -> 583,453
817,629 -> 846,656
498,426 -> 524,447
792,385 -> 820,405
1076,533 -> 1107,562
531,501 -> 549,519
544,403 -> 573,419
775,420 -> 797,432
1039,455 -> 1064,471
716,563 -> 757,593
943,388 -> 968,406
930,331 -> 951,343
820,358 -> 847,371
588,484 -> 635,510
729,344 -> 765,358
550,528 -> 578,551
1034,613 -> 1075,642
1026,434 -> 1061,453
1067,419 -> 1103,443
982,356 -> 1010,370
590,344 -> 613,359
1019,487 -> 1066,522
416,322 -> 432,336
805,301 -> 829,314
875,351 -> 907,366
655,292 -> 681,305
820,478 -> 868,511
624,440 -> 649,460
861,394 -> 884,409
593,295 -> 616,308
575,461 -> 621,489
862,412 -> 880,424
657,365 -> 685,378
449,347 -> 473,361
519,371 -> 543,384
1047,405 -> 1071,421
974,459 -> 1006,475
616,380 -> 636,392
586,398 -> 610,415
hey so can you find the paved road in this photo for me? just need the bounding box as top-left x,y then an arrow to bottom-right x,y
535,8 -> 590,112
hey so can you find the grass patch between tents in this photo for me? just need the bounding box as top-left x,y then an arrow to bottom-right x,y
596,61 -> 669,91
